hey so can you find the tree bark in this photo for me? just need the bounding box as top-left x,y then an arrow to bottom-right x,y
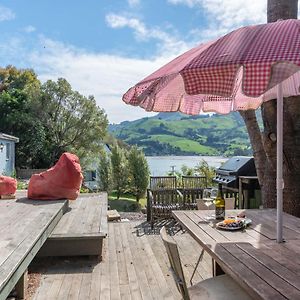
240,0 -> 300,215
239,110 -> 266,186
267,0 -> 298,22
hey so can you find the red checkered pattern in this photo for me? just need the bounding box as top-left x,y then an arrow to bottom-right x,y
122,19 -> 300,116
181,19 -> 300,97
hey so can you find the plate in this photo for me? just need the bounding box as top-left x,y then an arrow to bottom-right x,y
216,222 -> 244,231
216,218 -> 251,231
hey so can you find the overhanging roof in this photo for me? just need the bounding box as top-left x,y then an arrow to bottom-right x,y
0,133 -> 19,143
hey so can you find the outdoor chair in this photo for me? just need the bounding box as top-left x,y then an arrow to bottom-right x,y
147,188 -> 184,229
160,226 -> 252,300
181,176 -> 207,210
150,176 -> 177,190
147,176 -> 184,228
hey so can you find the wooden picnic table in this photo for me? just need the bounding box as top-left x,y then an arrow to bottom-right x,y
173,209 -> 300,300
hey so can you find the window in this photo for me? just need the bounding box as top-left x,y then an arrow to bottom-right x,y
6,143 -> 10,160
84,170 -> 96,181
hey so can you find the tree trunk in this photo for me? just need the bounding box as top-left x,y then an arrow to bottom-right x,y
267,0 -> 298,22
241,0 -> 300,216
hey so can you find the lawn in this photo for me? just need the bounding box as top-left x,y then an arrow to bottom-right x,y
108,191 -> 147,212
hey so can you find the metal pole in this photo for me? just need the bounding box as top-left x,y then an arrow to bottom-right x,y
277,83 -> 283,243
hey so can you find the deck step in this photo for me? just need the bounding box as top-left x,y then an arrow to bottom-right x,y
107,209 -> 121,221
0,194 -> 16,199
38,193 -> 108,257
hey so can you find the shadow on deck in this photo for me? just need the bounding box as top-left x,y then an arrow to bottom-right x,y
31,221 -> 213,300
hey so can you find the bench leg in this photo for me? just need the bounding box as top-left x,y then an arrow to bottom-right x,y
15,269 -> 28,299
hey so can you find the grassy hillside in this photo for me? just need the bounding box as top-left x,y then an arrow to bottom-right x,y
109,112 -> 256,156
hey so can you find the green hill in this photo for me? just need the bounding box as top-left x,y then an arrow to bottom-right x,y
109,112 -> 256,156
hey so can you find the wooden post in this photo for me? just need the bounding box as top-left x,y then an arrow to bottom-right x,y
238,177 -> 243,209
15,269 -> 28,299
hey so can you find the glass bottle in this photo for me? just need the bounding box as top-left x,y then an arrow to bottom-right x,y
215,183 -> 225,220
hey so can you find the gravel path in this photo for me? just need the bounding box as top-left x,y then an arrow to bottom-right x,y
119,212 -> 147,221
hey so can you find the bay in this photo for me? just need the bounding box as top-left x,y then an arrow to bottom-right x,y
146,156 -> 227,176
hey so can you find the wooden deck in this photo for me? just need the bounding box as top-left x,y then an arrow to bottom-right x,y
0,198 -> 68,300
33,221 -> 213,300
38,194 -> 108,257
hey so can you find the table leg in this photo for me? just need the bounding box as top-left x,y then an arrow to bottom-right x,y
212,259 -> 225,277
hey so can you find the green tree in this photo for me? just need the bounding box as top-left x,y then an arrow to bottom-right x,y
38,78 -> 108,166
0,66 -> 46,168
97,147 -> 112,192
110,145 -> 129,199
194,159 -> 216,187
128,146 -> 149,202
181,165 -> 195,176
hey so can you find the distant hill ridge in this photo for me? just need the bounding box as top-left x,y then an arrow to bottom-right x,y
109,112 -> 258,156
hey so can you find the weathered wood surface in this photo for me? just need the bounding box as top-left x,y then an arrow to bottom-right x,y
0,198 -> 68,300
39,193 -> 108,256
173,209 -> 300,300
0,194 -> 16,200
107,209 -> 121,221
33,221 -> 212,300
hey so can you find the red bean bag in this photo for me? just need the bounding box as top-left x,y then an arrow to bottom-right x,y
28,152 -> 83,200
0,176 -> 17,195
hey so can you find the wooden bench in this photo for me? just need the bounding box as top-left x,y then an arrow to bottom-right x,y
38,193 -> 108,257
0,198 -> 68,300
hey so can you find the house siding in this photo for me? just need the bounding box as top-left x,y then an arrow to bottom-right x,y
0,137 -> 18,176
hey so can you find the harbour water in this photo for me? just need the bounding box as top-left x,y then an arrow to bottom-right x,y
146,156 -> 227,176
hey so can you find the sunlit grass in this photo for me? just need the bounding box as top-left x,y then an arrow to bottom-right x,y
108,191 -> 147,212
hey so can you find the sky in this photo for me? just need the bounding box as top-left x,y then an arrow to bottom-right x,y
0,0 -> 273,123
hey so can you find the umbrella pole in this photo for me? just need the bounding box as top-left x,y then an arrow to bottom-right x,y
277,83 -> 283,243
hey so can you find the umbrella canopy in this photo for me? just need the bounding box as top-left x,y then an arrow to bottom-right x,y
123,19 -> 300,114
123,19 -> 300,243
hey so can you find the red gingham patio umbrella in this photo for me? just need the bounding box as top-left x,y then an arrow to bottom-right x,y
123,19 -> 300,243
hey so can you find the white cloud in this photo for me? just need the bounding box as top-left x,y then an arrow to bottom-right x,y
28,38 -> 176,123
168,0 -> 266,33
23,25 -> 36,33
0,5 -> 15,21
128,0 -> 140,7
202,0 -> 266,28
168,0 -> 200,7
106,14 -> 147,38
106,13 -> 189,56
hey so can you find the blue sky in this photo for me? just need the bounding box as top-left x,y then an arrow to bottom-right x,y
0,0 -> 271,123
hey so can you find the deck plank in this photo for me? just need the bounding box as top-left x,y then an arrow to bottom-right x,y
99,239 -> 110,299
33,221 -> 213,300
124,224 -> 153,300
108,223 -> 121,300
119,224 -> 143,300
